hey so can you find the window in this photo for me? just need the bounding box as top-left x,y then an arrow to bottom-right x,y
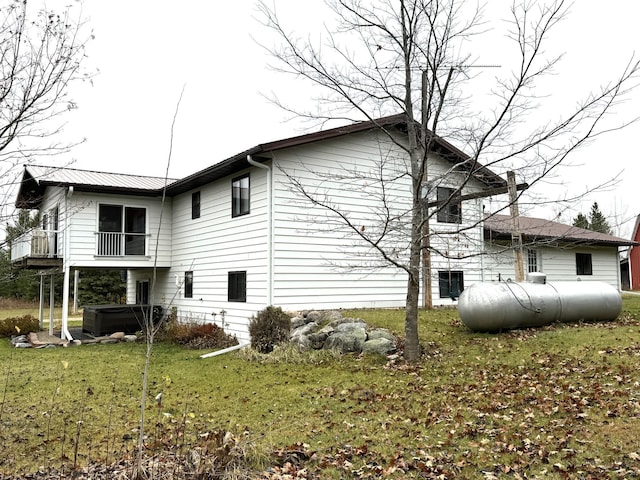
228,271 -> 246,302
136,280 -> 149,304
576,253 -> 593,275
98,204 -> 146,256
527,249 -> 539,273
231,174 -> 250,217
438,271 -> 464,299
436,187 -> 461,223
192,191 -> 201,219
184,271 -> 193,298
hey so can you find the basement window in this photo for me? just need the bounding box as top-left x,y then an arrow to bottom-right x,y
438,271 -> 464,299
228,271 -> 246,302
185,271 -> 193,298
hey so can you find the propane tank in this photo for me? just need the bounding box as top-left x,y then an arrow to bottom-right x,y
458,274 -> 622,332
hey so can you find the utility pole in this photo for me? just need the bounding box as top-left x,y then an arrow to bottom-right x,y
507,171 -> 525,281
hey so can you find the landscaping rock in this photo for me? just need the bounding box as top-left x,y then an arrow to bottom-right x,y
124,335 -> 138,342
14,342 -> 32,348
284,310 -> 398,355
366,328 -> 396,343
362,337 -> 396,355
323,328 -> 367,353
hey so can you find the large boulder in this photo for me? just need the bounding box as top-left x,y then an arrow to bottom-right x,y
323,326 -> 367,353
362,337 -> 396,355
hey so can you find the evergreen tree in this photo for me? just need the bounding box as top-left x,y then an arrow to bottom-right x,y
573,213 -> 590,230
589,202 -> 613,234
572,202 -> 613,234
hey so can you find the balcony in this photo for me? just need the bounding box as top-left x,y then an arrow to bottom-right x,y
11,229 -> 63,269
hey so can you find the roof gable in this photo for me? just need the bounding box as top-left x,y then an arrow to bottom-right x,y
165,115 -> 506,195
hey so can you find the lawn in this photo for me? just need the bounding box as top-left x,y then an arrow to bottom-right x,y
1,297 -> 640,478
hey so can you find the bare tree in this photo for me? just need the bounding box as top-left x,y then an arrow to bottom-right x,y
257,0 -> 639,362
0,0 -> 90,227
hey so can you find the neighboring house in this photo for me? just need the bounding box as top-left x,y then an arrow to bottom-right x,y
11,115 -> 510,340
483,214 -> 637,288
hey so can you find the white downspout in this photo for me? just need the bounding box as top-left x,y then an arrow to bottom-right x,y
60,186 -> 74,341
246,154 -> 274,305
200,340 -> 250,359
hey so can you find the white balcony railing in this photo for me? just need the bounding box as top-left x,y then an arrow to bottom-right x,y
10,229 -> 60,262
96,232 -> 146,256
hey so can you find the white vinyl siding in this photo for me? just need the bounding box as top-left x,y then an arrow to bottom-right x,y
156,169 -> 269,340
483,243 -> 621,289
37,189 -> 173,268
270,130 -> 487,310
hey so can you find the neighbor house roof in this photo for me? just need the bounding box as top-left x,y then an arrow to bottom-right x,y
15,165 -> 176,209
485,214 -> 637,247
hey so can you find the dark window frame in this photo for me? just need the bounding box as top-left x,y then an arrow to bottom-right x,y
184,271 -> 193,298
228,271 -> 247,302
192,191 -> 201,219
576,253 -> 593,276
436,187 -> 461,224
438,270 -> 464,299
231,174 -> 250,218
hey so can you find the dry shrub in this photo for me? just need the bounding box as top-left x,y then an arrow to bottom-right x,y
248,306 -> 291,354
0,314 -> 39,337
162,320 -> 238,350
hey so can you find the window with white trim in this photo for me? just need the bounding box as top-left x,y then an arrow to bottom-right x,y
97,204 -> 146,256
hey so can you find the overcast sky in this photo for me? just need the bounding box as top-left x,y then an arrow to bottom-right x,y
47,1 -> 640,236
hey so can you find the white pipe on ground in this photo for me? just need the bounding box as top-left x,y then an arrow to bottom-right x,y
200,340 -> 250,359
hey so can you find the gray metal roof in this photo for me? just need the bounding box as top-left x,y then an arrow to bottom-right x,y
485,214 -> 637,247
27,165 -> 174,190
16,165 -> 177,208
16,115 -> 506,207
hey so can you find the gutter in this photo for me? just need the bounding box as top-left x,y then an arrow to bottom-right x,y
60,186 -> 74,341
246,154 -> 274,305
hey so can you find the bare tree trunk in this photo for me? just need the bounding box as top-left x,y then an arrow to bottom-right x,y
405,192 -> 423,361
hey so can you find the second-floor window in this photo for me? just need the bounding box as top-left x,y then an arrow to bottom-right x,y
98,204 -> 146,256
436,187 -> 461,224
232,174 -> 250,217
192,191 -> 201,219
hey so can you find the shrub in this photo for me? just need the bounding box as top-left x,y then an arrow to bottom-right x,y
160,314 -> 238,350
0,314 -> 39,337
248,306 -> 291,353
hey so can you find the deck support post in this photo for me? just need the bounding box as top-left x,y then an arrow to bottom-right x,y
49,273 -> 55,336
38,274 -> 44,330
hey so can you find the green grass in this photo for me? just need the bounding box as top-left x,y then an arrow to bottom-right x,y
1,297 -> 640,477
